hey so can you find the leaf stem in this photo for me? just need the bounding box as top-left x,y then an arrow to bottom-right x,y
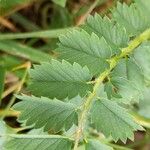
73,28 -> 150,150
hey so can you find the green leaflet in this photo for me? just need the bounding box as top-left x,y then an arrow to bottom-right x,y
135,0 -> 150,20
125,58 -> 144,91
138,87 -> 150,119
110,77 -> 140,104
106,59 -> 144,103
85,139 -> 113,150
28,59 -> 92,99
69,95 -> 83,107
0,121 -> 16,148
104,81 -> 122,100
134,42 -> 150,84
114,59 -> 144,90
112,2 -> 150,37
13,95 -> 78,132
91,99 -> 143,142
84,14 -> 129,52
57,30 -> 112,75
3,134 -> 73,150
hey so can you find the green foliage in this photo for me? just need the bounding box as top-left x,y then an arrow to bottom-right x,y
0,121 -> 16,148
106,58 -> 144,103
106,77 -> 140,103
134,42 -> 150,83
52,0 -> 67,7
112,2 -> 150,36
0,0 -> 67,16
14,95 -> 78,132
4,135 -> 73,150
2,1 -> 150,150
28,59 -> 92,99
57,30 -> 112,75
84,14 -> 129,51
91,99 -> 143,142
138,87 -> 150,119
135,0 -> 150,21
86,139 -> 113,150
0,41 -> 51,63
0,28 -> 71,40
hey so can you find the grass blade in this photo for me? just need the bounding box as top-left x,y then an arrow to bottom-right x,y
0,40 -> 51,62
0,28 -> 74,40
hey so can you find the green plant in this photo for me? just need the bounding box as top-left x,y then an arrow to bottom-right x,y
0,0 -> 67,16
52,0 -> 67,7
1,0 -> 150,149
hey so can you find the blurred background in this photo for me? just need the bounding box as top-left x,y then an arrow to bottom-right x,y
0,0 -> 150,150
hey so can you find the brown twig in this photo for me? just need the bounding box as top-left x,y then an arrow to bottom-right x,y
0,16 -> 17,31
76,0 -> 100,26
1,61 -> 31,120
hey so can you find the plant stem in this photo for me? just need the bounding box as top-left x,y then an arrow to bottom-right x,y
2,82 -> 20,99
0,28 -> 73,40
73,28 -> 150,150
1,62 -> 31,120
108,143 -> 133,150
76,0 -> 100,26
131,112 -> 150,128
